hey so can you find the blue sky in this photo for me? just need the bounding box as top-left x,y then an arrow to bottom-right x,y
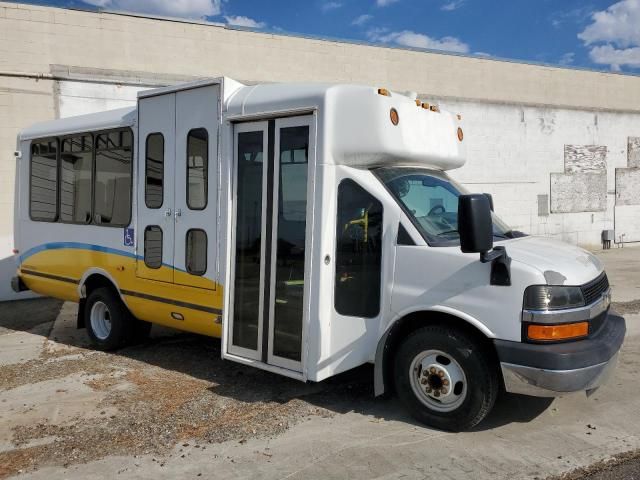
20,0 -> 640,73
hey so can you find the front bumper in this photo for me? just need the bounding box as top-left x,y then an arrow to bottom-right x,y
494,311 -> 626,397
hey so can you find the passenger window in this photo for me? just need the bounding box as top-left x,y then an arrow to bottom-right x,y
60,135 -> 92,224
93,130 -> 133,227
144,226 -> 163,269
145,133 -> 164,209
186,229 -> 207,275
335,179 -> 383,318
30,139 -> 58,222
94,129 -> 133,227
187,128 -> 208,210
279,127 -> 308,221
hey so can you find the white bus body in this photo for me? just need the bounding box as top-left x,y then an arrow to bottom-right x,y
12,78 -> 625,430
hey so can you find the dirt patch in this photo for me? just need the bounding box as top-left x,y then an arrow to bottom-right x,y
546,449 -> 640,479
612,300 -> 640,315
0,333 -> 360,479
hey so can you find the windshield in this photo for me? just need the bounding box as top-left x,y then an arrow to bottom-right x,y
374,167 -> 514,246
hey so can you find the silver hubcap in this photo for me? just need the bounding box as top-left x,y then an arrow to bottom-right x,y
90,301 -> 112,341
410,350 -> 468,412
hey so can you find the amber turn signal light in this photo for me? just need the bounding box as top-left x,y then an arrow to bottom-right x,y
457,127 -> 464,141
378,88 -> 391,97
527,322 -> 589,342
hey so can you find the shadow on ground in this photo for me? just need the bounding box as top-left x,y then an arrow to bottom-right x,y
0,297 -> 553,433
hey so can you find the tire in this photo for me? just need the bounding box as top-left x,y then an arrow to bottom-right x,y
131,319 -> 152,344
394,325 -> 499,431
85,287 -> 133,351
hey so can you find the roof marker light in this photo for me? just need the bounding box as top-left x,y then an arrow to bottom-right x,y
378,88 -> 391,97
415,99 -> 421,106
421,102 -> 430,110
457,127 -> 464,142
430,105 -> 440,112
457,114 -> 462,120
390,108 -> 399,126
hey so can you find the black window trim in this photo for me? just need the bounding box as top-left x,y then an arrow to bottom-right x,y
29,127 -> 134,228
144,225 -> 163,269
144,132 -> 165,209
186,127 -> 209,211
57,132 -> 94,226
29,136 -> 60,223
92,127 -> 135,228
185,228 -> 208,276
334,177 -> 384,319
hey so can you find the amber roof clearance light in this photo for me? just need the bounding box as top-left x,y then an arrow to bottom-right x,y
457,127 -> 464,142
390,108 -> 399,126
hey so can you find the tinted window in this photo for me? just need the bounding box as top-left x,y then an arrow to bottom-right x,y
60,135 -> 92,223
30,139 -> 58,221
186,229 -> 207,275
187,128 -> 208,210
144,226 -> 163,269
94,129 -> 132,226
145,133 -> 164,209
232,131 -> 264,351
335,180 -> 383,318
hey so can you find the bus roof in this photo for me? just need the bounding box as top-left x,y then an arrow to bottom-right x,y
19,78 -> 466,171
228,82 -> 466,170
19,106 -> 136,141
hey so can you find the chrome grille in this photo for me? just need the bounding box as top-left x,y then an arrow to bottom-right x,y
581,273 -> 609,306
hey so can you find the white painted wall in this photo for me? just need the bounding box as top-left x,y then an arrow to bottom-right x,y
441,99 -> 640,248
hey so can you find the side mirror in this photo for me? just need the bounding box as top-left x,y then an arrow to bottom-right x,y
483,193 -> 494,212
458,194 -> 493,254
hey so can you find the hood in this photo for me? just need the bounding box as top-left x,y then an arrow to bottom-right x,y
503,236 -> 604,286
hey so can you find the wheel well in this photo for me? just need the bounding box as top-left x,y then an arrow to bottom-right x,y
380,311 -> 500,396
77,274 -> 120,329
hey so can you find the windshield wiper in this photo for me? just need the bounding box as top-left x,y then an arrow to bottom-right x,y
436,229 -> 459,236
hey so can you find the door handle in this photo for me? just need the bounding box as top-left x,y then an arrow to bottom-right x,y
174,208 -> 182,221
164,208 -> 172,217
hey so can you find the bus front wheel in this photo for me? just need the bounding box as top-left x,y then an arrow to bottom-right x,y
394,325 -> 499,431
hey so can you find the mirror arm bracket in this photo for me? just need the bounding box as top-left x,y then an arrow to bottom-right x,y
480,246 -> 512,286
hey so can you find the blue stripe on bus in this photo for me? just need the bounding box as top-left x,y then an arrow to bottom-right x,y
18,242 -> 184,272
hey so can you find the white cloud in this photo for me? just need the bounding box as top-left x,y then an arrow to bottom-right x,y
352,14 -> 373,26
224,15 -> 265,28
550,6 -> 593,29
368,28 -> 469,53
376,0 -> 400,6
82,0 -> 221,18
578,0 -> 640,70
558,52 -> 575,65
588,45 -> 640,70
321,1 -> 342,12
441,0 -> 464,11
579,0 -> 640,47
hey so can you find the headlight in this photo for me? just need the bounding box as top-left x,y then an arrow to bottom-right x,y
524,285 -> 585,311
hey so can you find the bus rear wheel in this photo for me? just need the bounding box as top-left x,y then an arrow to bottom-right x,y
85,287 -> 133,351
394,325 -> 499,431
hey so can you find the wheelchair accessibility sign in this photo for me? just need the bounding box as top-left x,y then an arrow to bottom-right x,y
124,227 -> 135,247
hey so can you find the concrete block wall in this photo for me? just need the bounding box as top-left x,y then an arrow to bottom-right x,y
1,1 -> 640,301
439,99 -> 640,247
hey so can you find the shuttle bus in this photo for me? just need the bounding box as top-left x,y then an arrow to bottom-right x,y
12,78 -> 625,430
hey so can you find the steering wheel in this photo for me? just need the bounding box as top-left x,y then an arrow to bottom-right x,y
427,204 -> 445,216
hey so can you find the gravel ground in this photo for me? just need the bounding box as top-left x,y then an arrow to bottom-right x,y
549,449 -> 640,480
0,300 -> 375,479
0,282 -> 638,479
